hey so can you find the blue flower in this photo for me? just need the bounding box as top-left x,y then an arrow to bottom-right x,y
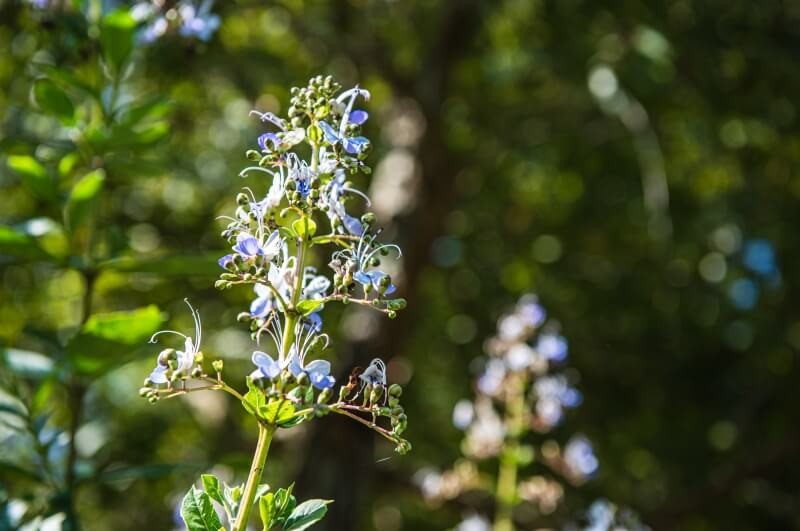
319,121 -> 370,155
537,333 -> 568,362
218,253 -> 234,269
349,110 -> 369,125
289,351 -> 335,389
359,358 -> 387,387
232,229 -> 282,260
250,350 -> 282,380
563,436 -> 599,477
353,270 -> 396,295
177,0 -> 221,42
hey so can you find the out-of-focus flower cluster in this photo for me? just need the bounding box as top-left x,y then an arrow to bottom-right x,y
418,294 -> 597,526
565,499 -> 650,531
131,0 -> 221,43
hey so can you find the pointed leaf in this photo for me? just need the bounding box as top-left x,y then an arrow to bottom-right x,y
181,486 -> 223,531
259,492 -> 275,531
260,399 -> 295,424
283,499 -> 332,531
201,474 -> 224,506
100,10 -> 136,73
33,79 -> 75,125
0,225 -> 51,261
65,305 -> 163,375
66,169 -> 105,234
292,218 -> 317,239
7,155 -> 57,202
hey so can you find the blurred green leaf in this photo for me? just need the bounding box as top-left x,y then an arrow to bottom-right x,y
34,63 -> 98,99
0,225 -> 52,261
66,169 -> 105,234
99,463 -> 203,483
65,305 -> 163,375
283,499 -> 332,531
0,348 -> 54,379
7,155 -> 57,203
33,79 -> 75,125
100,10 -> 136,74
119,96 -> 173,127
181,486 -> 222,531
98,254 -> 222,276
259,492 -> 275,530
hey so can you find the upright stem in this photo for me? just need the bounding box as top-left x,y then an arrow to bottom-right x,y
494,373 -> 527,531
232,422 -> 276,531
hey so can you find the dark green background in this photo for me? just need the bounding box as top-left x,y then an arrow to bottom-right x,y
1,1 -> 799,530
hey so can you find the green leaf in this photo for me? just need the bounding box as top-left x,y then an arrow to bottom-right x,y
292,218 -> 317,239
7,155 -> 57,202
258,492 -> 275,531
181,486 -> 223,531
33,79 -> 75,125
66,169 -> 105,233
242,378 -> 267,417
296,299 -> 324,316
201,474 -> 224,506
0,225 -> 51,261
33,63 -> 98,99
283,499 -> 332,531
98,254 -> 223,276
100,10 -> 136,73
119,96 -> 173,126
260,399 -> 295,424
65,305 -> 163,375
0,348 -> 54,379
273,484 -> 296,524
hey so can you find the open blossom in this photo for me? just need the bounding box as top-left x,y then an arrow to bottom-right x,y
147,300 -> 202,385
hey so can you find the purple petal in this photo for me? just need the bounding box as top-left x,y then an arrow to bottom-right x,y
343,136 -> 369,155
341,214 -> 364,236
349,110 -> 368,125
353,271 -> 372,286
319,121 -> 340,144
250,296 -> 272,318
258,132 -> 279,152
310,372 -> 336,389
218,254 -> 234,269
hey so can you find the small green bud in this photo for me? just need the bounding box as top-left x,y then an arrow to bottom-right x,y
194,351 -> 204,364
148,396 -> 158,404
246,150 -> 261,161
296,372 -> 309,386
339,385 -> 349,401
392,406 -> 404,417
139,387 -> 152,397
361,212 -> 376,226
370,385 -> 384,405
191,367 -> 203,378
212,360 -> 224,373
236,192 -> 249,205
387,310 -> 397,319
317,387 -> 332,404
215,280 -> 229,290
388,383 -> 403,397
388,397 -> 399,408
237,312 -> 251,322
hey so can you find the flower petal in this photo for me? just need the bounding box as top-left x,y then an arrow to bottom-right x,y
349,110 -> 368,125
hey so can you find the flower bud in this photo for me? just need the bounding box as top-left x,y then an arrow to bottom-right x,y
388,383 -> 403,398
317,387 -> 332,404
214,280 -> 229,290
388,397 -> 399,408
338,385 -> 349,402
391,406 -> 404,417
148,396 -> 158,404
139,387 -> 152,397
212,360 -> 224,373
361,212 -> 376,226
246,150 -> 261,161
236,192 -> 249,205
237,312 -> 251,322
370,385 -> 384,405
191,367 -> 203,378
387,311 -> 397,319
285,179 -> 297,191
157,348 -> 177,367
194,351 -> 204,364
296,372 -> 309,386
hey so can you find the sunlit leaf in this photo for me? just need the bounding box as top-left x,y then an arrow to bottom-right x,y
7,155 -> 57,203
65,305 -> 163,375
296,299 -> 324,316
66,169 -> 105,234
100,10 -> 136,74
283,499 -> 332,531
181,486 -> 223,531
292,218 -> 317,239
0,225 -> 51,261
98,254 -> 222,276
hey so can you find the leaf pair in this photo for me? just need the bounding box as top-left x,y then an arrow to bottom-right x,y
259,483 -> 330,531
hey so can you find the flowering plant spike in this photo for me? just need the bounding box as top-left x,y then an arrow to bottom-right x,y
418,295 -> 595,531
139,75 -> 410,531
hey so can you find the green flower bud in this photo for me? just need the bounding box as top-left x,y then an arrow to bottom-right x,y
191,367 -> 203,378
236,192 -> 249,205
139,387 -> 152,397
361,212 -> 376,226
392,406 -> 404,417
212,360 -> 224,373
388,383 -> 403,397
237,312 -> 251,322
317,387 -> 332,404
246,150 -> 261,161
370,385 -> 384,405
296,372 -> 309,386
194,351 -> 204,364
387,310 -> 397,319
388,397 -> 399,408
339,385 -> 349,402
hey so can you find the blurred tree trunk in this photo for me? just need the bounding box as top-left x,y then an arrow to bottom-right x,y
294,1 -> 485,528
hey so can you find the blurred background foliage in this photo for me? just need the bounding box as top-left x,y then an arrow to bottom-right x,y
1,0 -> 799,529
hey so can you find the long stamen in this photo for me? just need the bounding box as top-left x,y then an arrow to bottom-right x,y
149,330 -> 188,343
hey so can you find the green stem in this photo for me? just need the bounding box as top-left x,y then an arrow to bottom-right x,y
493,373 -> 527,531
232,422 -> 276,531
